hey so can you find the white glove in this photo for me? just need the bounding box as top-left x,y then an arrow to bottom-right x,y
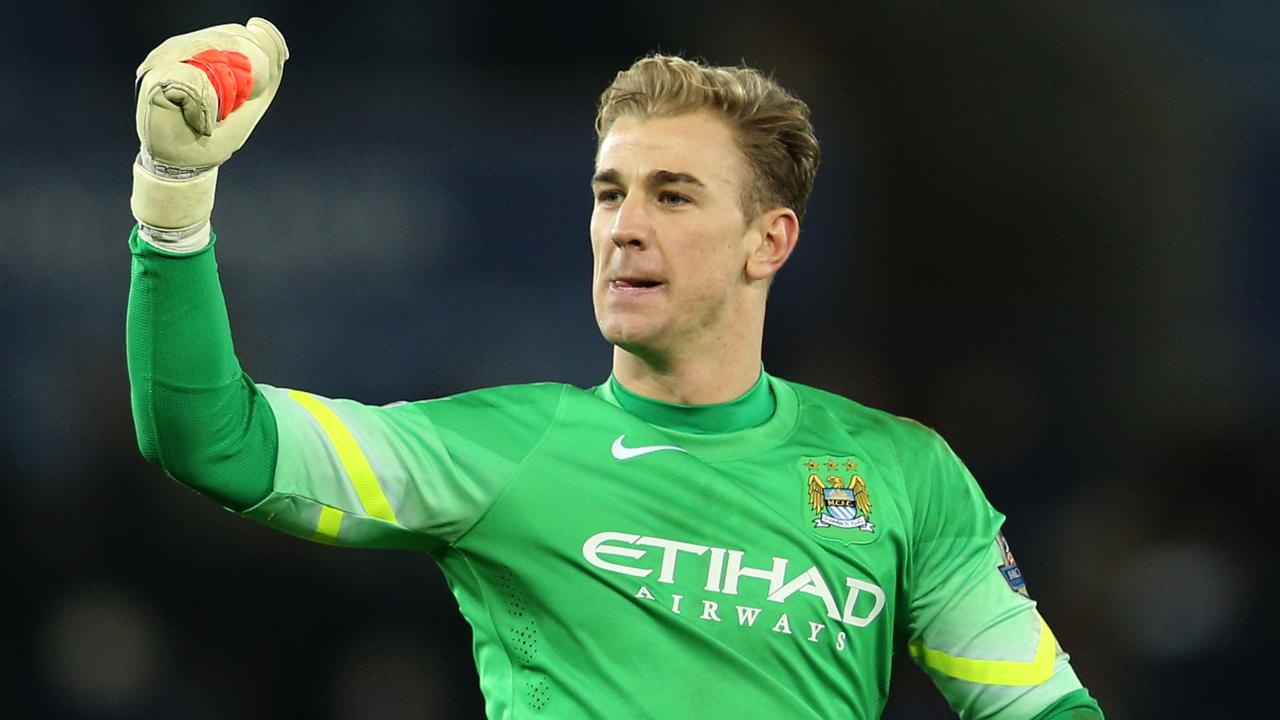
131,17 -> 288,247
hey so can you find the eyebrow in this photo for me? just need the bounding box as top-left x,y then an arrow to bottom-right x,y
591,168 -> 706,188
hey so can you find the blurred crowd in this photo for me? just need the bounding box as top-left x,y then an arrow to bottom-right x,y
3,2 -> 1276,717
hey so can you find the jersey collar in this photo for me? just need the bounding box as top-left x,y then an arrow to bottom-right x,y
594,370 -> 800,461
608,369 -> 774,434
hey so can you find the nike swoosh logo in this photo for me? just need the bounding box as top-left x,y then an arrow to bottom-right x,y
611,434 -> 687,460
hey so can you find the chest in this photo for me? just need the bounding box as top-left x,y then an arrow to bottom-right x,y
463,421 -> 911,637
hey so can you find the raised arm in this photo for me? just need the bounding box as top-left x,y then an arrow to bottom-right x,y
127,18 -> 289,510
124,20 -> 563,550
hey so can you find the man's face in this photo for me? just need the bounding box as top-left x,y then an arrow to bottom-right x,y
590,111 -> 758,360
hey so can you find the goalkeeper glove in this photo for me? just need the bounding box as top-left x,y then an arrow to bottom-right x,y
130,17 -> 289,250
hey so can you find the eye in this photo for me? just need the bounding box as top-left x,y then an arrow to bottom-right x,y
595,188 -> 623,205
659,191 -> 691,207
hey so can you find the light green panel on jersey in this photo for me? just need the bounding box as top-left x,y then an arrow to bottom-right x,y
242,382 -> 567,552
906,540 -> 1086,719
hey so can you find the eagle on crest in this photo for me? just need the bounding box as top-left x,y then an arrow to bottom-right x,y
808,473 -> 873,531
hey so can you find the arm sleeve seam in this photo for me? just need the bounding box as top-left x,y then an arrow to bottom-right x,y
446,383 -> 570,548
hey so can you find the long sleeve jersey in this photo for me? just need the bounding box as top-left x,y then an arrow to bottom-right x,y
126,229 -> 1103,719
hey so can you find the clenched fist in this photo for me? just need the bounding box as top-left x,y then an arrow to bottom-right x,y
131,18 -> 288,242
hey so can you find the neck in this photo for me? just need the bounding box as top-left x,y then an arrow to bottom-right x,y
611,335 -> 764,405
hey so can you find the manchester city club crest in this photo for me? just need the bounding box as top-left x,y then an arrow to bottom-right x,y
804,457 -> 875,539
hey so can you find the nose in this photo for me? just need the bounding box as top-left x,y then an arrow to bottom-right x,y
609,194 -> 650,250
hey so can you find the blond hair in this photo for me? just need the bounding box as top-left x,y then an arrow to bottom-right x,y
596,54 -> 820,220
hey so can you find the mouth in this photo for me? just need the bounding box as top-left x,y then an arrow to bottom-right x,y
609,277 -> 665,294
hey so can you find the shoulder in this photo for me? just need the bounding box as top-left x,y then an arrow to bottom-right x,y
420,381 -> 573,410
778,377 -> 996,535
778,376 -> 946,456
394,381 -> 580,425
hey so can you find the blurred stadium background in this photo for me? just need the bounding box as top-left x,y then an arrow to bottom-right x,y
3,1 -> 1276,717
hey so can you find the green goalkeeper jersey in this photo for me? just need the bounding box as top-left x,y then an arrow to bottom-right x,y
127,230 -> 1099,719
250,377 -> 1087,720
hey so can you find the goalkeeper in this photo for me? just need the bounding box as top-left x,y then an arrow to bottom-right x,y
127,18 -> 1104,719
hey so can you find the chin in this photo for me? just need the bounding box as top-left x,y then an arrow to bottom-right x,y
597,315 -> 660,351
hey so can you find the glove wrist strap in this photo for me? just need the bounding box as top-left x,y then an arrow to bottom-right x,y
130,158 -> 218,231
138,148 -> 218,180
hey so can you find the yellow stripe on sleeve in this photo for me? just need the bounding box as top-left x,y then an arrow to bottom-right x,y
287,389 -> 400,525
312,505 -> 345,544
908,614 -> 1057,686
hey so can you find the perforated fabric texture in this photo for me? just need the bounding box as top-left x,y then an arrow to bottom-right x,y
495,565 -> 551,712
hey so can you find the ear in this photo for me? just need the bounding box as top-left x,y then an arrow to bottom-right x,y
745,207 -> 800,281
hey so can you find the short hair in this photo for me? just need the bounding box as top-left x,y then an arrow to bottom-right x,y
596,54 -> 821,221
